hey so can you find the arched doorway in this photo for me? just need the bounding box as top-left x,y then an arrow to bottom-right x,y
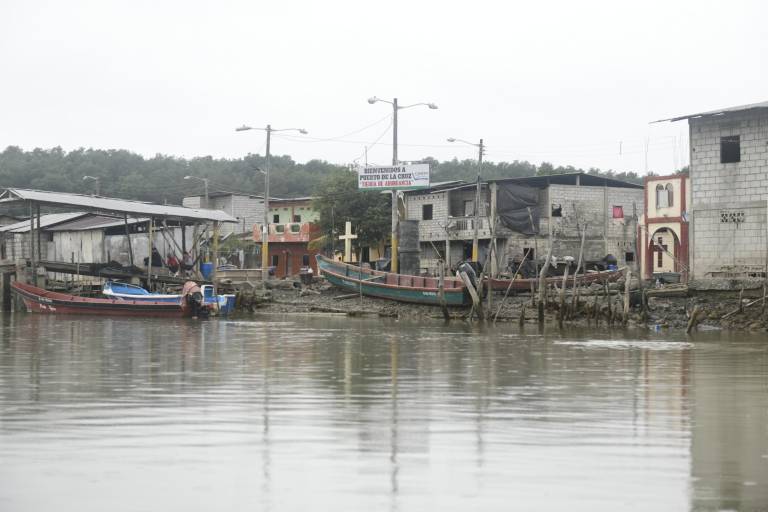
647,227 -> 680,277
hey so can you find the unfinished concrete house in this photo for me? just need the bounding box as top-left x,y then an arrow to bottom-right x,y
403,173 -> 643,275
183,191 -> 265,237
658,101 -> 768,288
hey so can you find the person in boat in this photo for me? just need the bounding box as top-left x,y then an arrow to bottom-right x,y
182,281 -> 205,318
167,253 -> 180,274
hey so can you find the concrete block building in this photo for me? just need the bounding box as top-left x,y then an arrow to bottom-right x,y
253,197 -> 321,277
638,174 -> 691,282
183,192 -> 265,237
404,173 -> 644,275
660,101 -> 768,287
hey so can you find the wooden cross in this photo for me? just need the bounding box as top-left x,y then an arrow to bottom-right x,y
338,221 -> 358,263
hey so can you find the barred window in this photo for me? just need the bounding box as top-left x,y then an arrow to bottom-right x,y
720,210 -> 745,224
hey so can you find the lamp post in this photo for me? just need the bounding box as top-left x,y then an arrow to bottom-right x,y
82,175 -> 100,196
183,175 -> 209,208
447,137 -> 484,262
368,96 -> 437,274
236,124 -> 308,280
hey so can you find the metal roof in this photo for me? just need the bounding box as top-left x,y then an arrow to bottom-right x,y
654,100 -> 768,123
411,173 -> 641,193
488,172 -> 643,189
0,188 -> 237,223
0,212 -> 88,233
46,214 -> 151,232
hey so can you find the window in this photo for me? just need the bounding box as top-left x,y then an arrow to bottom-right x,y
655,237 -> 664,267
422,204 -> 433,220
721,135 -> 740,163
275,224 -> 285,233
551,203 -> 562,217
665,183 -> 674,207
302,254 -> 310,266
612,206 -> 624,219
463,200 -> 474,217
625,252 -> 634,263
271,254 -> 279,267
293,214 -> 301,223
522,248 -> 535,260
273,214 -> 280,223
290,224 -> 300,233
656,184 -> 668,208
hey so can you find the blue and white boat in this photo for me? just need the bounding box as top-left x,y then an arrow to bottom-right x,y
102,281 -> 236,314
102,281 -> 182,303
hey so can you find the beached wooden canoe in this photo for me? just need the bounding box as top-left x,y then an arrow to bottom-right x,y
12,281 -> 202,317
488,267 -> 626,292
316,255 -> 468,306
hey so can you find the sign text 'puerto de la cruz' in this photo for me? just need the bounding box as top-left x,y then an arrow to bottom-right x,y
357,164 -> 430,191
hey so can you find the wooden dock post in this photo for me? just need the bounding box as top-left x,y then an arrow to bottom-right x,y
558,266 -> 569,327
686,305 -> 701,334
537,240 -> 555,325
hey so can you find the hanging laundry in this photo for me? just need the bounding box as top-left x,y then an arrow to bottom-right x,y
612,205 -> 624,219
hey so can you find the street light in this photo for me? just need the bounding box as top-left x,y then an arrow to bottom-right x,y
368,96 -> 438,273
447,137 -> 484,262
82,175 -> 100,196
236,124 -> 308,280
183,175 -> 210,208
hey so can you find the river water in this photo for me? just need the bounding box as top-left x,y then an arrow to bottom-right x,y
0,313 -> 766,511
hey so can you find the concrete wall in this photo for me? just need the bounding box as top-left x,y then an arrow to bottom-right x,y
689,110 -> 768,284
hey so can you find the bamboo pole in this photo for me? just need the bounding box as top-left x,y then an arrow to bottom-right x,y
572,222 -> 587,315
623,269 -> 632,326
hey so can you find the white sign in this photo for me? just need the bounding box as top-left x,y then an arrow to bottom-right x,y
357,164 -> 430,191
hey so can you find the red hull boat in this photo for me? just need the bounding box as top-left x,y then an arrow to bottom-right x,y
12,281 -> 193,318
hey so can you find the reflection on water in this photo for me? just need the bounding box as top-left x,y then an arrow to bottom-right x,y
0,314 -> 766,511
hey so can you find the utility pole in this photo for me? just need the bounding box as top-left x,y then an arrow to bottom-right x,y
236,123 -> 307,281
369,96 -> 437,273
392,98 -> 399,273
262,125 -> 272,280
473,139 -> 484,262
447,137 -> 484,262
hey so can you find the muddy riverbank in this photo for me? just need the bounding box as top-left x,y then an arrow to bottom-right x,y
233,278 -> 768,333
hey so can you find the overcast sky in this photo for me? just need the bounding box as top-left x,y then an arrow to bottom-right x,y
1,0 -> 766,174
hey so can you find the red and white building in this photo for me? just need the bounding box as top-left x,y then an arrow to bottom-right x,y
638,174 -> 691,282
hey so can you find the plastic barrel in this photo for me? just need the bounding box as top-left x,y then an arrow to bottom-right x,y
200,262 -> 214,280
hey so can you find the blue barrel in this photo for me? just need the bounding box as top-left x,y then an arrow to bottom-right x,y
200,262 -> 214,280
607,264 -> 618,271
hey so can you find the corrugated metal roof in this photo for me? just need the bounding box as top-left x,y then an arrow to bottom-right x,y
0,212 -> 88,233
0,189 -> 237,223
488,173 -> 643,189
412,173 -> 641,193
654,100 -> 768,123
46,215 -> 151,232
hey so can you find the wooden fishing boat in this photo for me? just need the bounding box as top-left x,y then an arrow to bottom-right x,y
488,267 -> 626,292
12,281 -> 201,317
316,255 -> 468,306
